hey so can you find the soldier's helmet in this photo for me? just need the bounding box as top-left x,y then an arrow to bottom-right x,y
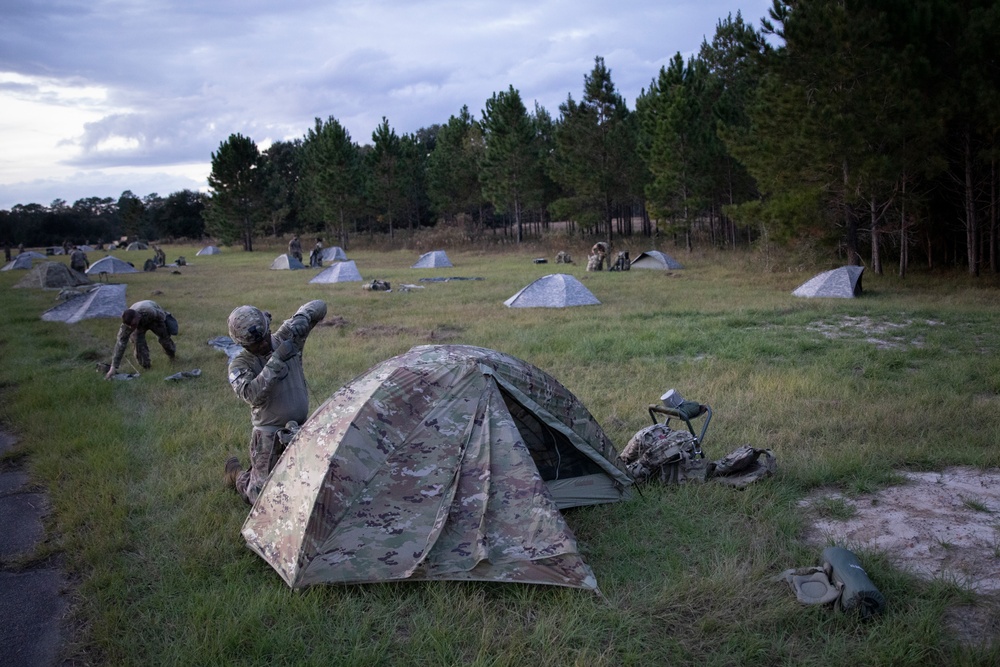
228,305 -> 270,346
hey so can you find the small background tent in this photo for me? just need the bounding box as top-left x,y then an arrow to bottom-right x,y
1,254 -> 34,271
243,344 -> 633,591
793,265 -> 864,298
125,241 -> 149,251
412,250 -> 452,268
271,254 -> 306,270
40,284 -> 126,323
320,246 -> 348,262
77,245 -> 94,252
309,260 -> 363,284
630,250 -> 683,270
86,256 -> 138,275
196,245 -> 221,256
504,273 -> 600,308
14,262 -> 91,289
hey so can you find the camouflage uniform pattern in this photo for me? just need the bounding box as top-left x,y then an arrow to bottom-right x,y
69,248 -> 89,273
110,299 -> 176,370
229,300 -> 327,504
619,423 -> 705,484
242,344 -> 633,590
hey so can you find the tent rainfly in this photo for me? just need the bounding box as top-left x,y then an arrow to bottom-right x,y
14,262 -> 91,289
309,260 -> 363,284
196,245 -> 221,256
86,256 -> 138,275
792,266 -> 864,298
504,273 -> 600,308
125,241 -> 149,251
630,250 -> 683,270
243,344 -> 633,591
320,246 -> 348,262
1,254 -> 34,271
271,254 -> 306,270
40,284 -> 126,323
412,250 -> 452,268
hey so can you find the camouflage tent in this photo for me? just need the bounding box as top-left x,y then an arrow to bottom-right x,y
412,250 -> 452,268
504,273 -> 600,308
14,262 -> 91,289
630,250 -> 683,270
243,344 -> 633,591
270,253 -> 306,270
86,256 -> 138,275
196,245 -> 221,256
125,241 -> 149,251
792,265 -> 864,298
320,246 -> 348,262
309,260 -> 363,284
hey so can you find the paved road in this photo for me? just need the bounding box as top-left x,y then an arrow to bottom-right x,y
0,430 -> 67,667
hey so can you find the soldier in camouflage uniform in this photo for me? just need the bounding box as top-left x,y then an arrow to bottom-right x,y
69,246 -> 89,273
104,300 -> 177,379
287,235 -> 303,263
224,299 -> 327,505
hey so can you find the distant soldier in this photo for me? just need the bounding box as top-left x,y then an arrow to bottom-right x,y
3,241 -> 10,262
104,300 -> 177,379
62,239 -> 72,255
153,245 -> 166,267
587,242 -> 608,272
309,237 -> 324,268
69,246 -> 89,273
288,235 -> 303,263
224,299 -> 327,504
555,251 -> 573,264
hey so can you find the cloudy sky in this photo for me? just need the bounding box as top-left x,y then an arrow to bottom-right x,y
0,0 -> 773,211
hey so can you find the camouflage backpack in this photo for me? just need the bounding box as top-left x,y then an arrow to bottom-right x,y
619,423 -> 705,484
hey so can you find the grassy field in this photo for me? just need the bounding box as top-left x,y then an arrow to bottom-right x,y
1,238 -> 999,666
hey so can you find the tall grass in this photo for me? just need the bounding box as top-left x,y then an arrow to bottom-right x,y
1,242 -> 999,665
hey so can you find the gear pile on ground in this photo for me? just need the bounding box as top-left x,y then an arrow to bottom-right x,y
620,424 -> 776,488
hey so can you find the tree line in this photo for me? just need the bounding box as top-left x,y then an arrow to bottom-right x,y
4,1 -> 998,276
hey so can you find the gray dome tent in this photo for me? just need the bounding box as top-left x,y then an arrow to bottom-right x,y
125,241 -> 149,251
630,250 -> 683,270
196,245 -> 221,256
320,246 -> 348,262
1,254 -> 35,271
309,260 -> 363,284
504,273 -> 600,308
270,254 -> 306,270
87,256 -> 138,275
242,344 -> 633,591
14,262 -> 91,289
412,250 -> 452,268
40,284 -> 126,324
793,265 -> 864,298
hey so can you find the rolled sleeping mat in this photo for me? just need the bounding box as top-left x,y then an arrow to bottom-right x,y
822,546 -> 885,619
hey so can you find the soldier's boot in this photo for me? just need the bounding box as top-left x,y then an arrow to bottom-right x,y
223,456 -> 242,488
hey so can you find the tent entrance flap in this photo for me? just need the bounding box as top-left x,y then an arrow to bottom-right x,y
500,389 -> 605,482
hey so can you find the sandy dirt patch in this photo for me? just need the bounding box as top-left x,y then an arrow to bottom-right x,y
800,467 -> 1000,593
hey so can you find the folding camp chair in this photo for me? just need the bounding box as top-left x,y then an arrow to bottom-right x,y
648,391 -> 712,458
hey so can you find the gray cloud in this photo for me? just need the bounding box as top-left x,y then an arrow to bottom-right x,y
0,0 -> 774,209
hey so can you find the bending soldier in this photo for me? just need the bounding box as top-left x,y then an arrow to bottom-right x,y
105,300 -> 177,379
224,299 -> 327,505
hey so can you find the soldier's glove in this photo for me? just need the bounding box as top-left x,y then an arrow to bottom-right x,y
274,339 -> 297,362
288,315 -> 311,342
